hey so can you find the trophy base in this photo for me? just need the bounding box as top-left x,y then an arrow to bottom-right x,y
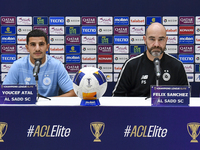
94,139 -> 101,142
191,139 -> 198,143
0,139 -> 4,142
80,99 -> 100,106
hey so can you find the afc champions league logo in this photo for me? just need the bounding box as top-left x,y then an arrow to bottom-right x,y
187,122 -> 200,143
90,122 -> 105,142
0,122 -> 8,142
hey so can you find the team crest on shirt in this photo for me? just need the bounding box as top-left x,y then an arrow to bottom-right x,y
162,70 -> 171,81
25,77 -> 31,84
43,76 -> 51,85
141,75 -> 148,84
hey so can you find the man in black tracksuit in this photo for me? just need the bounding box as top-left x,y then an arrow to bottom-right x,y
112,23 -> 189,97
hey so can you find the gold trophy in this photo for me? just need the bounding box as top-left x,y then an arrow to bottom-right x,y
187,122 -> 200,143
90,122 -> 105,142
0,122 -> 8,142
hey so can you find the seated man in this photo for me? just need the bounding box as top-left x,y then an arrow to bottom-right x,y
112,22 -> 189,97
3,29 -> 76,97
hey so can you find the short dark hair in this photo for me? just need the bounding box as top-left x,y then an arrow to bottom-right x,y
26,29 -> 48,44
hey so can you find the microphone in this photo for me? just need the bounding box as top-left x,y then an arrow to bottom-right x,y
33,59 -> 42,77
153,58 -> 161,78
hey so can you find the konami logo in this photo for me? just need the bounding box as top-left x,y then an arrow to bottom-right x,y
98,55 -> 113,63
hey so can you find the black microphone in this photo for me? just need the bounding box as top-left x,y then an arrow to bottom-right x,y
153,58 -> 161,78
33,59 -> 42,77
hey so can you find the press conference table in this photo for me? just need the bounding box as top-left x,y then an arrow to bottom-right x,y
1,97 -> 200,150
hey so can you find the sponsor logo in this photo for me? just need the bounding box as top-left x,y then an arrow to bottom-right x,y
82,55 -> 97,63
1,64 -> 12,72
195,74 -> 200,82
98,45 -> 112,53
130,17 -> 145,25
114,45 -> 129,53
17,36 -> 26,44
66,55 -> 81,63
196,26 -> 200,34
82,17 -> 96,25
0,122 -> 8,142
162,16 -> 178,25
114,36 -> 129,44
195,64 -> 200,72
114,73 -> 119,81
165,26 -> 178,35
98,64 -> 112,72
50,45 -> 64,53
114,64 -> 123,72
179,45 -> 194,54
33,26 -> 48,34
98,26 -> 113,35
1,54 -> 16,63
17,45 -> 28,53
130,36 -> 144,44
195,36 -> 200,44
179,26 -> 194,34
27,124 -> 71,138
1,36 -> 16,44
184,64 -> 194,72
49,17 -> 64,25
82,64 -> 96,68
82,26 -> 96,34
165,45 -> 178,54
49,26 -> 64,34
65,17 -> 80,25
1,45 -> 16,53
66,64 -> 80,73
82,45 -> 96,53
98,17 -> 113,25
98,36 -> 113,44
1,16 -> 16,25
66,45 -> 80,53
130,45 -> 145,54
195,45 -> 200,53
1,26 -> 16,34
179,55 -> 194,63
146,16 -> 162,25
50,36 -> 64,44
114,55 -> 129,63
130,26 -> 145,35
114,17 -> 129,25
124,125 -> 168,138
179,16 -> 194,25
50,55 -> 65,63
104,73 -> 112,82
66,26 -> 80,34
167,36 -> 178,44
82,36 -> 96,44
17,16 -> 32,25
98,55 -> 113,63
195,55 -> 200,63
1,73 -> 7,82
187,73 -> 194,82
179,36 -> 194,44
17,54 -> 27,59
66,36 -> 80,44
114,26 -> 129,35
196,16 -> 200,25
17,26 -> 32,35
33,16 -> 48,25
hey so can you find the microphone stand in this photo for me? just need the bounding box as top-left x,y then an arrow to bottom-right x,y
35,75 -> 51,101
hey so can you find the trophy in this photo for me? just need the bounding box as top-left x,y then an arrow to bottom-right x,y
187,122 -> 200,143
90,122 -> 105,142
0,122 -> 8,142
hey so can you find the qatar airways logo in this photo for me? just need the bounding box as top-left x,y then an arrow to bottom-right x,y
66,36 -> 80,44
179,45 -> 194,54
1,16 -> 16,25
98,45 -> 112,53
82,17 -> 96,25
66,64 -> 80,73
130,17 -> 145,25
17,45 -> 28,53
98,17 -> 113,25
179,16 -> 194,25
130,26 -> 145,34
49,26 -> 64,34
183,64 -> 194,72
1,64 -> 12,72
114,45 -> 129,53
1,45 -> 16,53
82,36 -> 96,44
114,26 -> 129,34
17,17 -> 32,25
167,36 -> 177,44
